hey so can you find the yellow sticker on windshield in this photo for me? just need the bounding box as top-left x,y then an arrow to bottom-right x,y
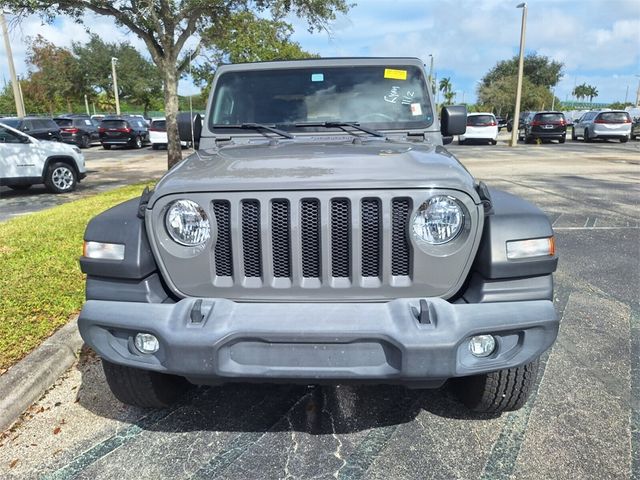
384,68 -> 407,80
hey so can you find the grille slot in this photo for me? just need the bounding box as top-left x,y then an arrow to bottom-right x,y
271,200 -> 291,277
331,199 -> 351,277
301,199 -> 321,278
391,198 -> 411,276
213,200 -> 233,277
361,199 -> 381,277
241,200 -> 262,277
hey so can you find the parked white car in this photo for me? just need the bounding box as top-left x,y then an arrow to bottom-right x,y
572,110 -> 632,143
458,113 -> 498,145
149,117 -> 190,150
0,122 -> 86,193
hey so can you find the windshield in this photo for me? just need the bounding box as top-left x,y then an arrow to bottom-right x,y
54,118 -> 73,127
467,115 -> 495,126
534,113 -> 564,123
210,65 -> 433,133
597,112 -> 630,123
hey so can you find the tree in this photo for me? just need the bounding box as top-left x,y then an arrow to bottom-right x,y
480,53 -> 563,89
192,10 -> 318,101
478,75 -> 554,114
1,1 -> 351,168
439,77 -> 456,105
72,35 -> 163,116
586,85 -> 598,103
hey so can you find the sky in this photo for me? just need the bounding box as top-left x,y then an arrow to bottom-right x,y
1,0 -> 639,105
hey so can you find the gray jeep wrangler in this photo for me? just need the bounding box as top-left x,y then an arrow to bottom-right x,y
78,58 -> 558,413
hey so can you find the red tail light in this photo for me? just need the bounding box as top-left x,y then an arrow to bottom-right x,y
62,127 -> 79,133
117,128 -> 132,133
98,127 -> 105,133
624,118 -> 632,123
489,121 -> 497,126
531,120 -> 542,126
594,119 -> 606,124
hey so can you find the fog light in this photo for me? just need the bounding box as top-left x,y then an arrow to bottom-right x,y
469,335 -> 496,358
134,333 -> 159,354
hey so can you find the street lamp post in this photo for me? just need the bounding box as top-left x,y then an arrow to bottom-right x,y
635,75 -> 640,107
428,54 -> 434,94
0,12 -> 25,117
510,2 -> 528,147
111,57 -> 121,115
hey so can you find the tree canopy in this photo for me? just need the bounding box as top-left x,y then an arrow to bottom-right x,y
480,53 -> 564,89
477,75 -> 555,115
0,0 -> 351,167
573,83 -> 599,103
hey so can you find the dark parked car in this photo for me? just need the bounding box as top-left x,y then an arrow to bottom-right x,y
519,111 -> 567,143
54,115 -> 100,148
98,115 -> 149,149
631,117 -> 640,141
506,111 -> 532,133
495,116 -> 508,131
0,116 -> 63,142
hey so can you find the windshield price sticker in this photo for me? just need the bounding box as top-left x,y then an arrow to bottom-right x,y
384,68 -> 407,80
411,103 -> 422,116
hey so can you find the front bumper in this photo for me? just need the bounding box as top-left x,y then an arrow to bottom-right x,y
78,298 -> 558,385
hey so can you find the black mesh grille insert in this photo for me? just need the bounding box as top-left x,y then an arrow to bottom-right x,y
242,200 -> 262,277
213,201 -> 233,277
300,199 -> 321,278
331,199 -> 351,277
361,199 -> 381,277
391,198 -> 411,276
271,200 -> 291,277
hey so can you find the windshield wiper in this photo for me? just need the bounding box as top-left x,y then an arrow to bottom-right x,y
213,123 -> 294,139
295,121 -> 385,138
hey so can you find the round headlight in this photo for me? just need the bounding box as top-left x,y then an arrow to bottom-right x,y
165,200 -> 211,246
412,196 -> 464,245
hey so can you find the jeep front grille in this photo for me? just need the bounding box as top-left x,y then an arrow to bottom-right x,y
212,194 -> 412,284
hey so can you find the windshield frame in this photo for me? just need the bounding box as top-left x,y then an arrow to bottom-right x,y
207,60 -> 434,136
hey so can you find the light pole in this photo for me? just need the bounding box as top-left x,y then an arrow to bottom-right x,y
111,57 -> 121,115
1,12 -> 25,117
510,2 -> 527,147
635,75 -> 640,107
428,54 -> 434,95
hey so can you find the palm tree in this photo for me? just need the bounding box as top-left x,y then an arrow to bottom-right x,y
444,91 -> 456,105
439,77 -> 454,105
587,85 -> 598,103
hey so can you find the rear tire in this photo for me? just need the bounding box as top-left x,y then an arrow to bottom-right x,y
134,136 -> 143,149
454,358 -> 539,413
490,139 -> 497,145
102,359 -> 191,408
559,135 -> 566,144
571,128 -> 577,140
620,136 -> 628,143
584,129 -> 591,142
151,143 -> 159,150
458,139 -> 465,145
102,144 -> 112,150
79,134 -> 91,149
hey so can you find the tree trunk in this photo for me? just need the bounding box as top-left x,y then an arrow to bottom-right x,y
163,64 -> 182,169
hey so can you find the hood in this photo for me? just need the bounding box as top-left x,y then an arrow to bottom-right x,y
150,139 -> 478,205
38,139 -> 79,156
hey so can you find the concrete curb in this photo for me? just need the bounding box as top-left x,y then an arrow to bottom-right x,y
0,317 -> 83,432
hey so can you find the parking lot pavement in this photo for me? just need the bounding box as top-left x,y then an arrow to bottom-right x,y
0,142 -> 638,479
0,147 -> 169,222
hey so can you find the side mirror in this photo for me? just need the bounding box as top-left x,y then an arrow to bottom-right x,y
441,105 -> 467,136
177,112 -> 202,148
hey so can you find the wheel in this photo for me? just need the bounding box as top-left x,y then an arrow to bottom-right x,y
458,139 -> 465,145
79,134 -> 91,149
102,359 -> 190,408
454,358 -> 539,413
151,143 -> 159,150
584,129 -> 591,142
571,128 -> 577,140
45,162 -> 77,193
102,144 -> 112,150
620,136 -> 628,143
490,139 -> 497,145
524,135 -> 532,144
9,184 -> 31,191
134,136 -> 143,149
559,135 -> 566,144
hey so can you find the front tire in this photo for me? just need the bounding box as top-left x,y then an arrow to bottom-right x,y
620,136 -> 628,143
454,358 -> 539,413
102,144 -> 112,150
102,359 -> 190,408
79,134 -> 91,149
571,128 -> 577,140
584,129 -> 592,142
458,139 -> 465,145
133,136 -> 143,149
490,139 -> 497,145
45,162 -> 77,193
559,135 -> 566,144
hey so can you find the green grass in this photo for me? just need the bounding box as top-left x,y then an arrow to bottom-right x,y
0,183 -> 154,370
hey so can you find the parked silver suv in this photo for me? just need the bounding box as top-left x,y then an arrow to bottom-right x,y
572,110 -> 632,142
